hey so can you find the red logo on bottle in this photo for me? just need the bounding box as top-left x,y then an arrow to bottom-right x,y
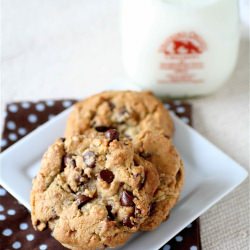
160,32 -> 206,56
158,32 -> 207,84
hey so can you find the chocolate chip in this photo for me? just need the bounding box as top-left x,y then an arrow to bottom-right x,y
149,202 -> 157,216
76,194 -> 92,208
95,126 -> 110,132
105,129 -> 119,141
139,152 -> 152,159
164,134 -> 170,139
106,205 -> 115,220
133,159 -> 140,167
83,151 -> 96,168
35,220 -> 41,226
122,216 -> 134,228
60,137 -> 66,142
100,170 -> 114,184
63,154 -> 76,168
120,190 -> 134,207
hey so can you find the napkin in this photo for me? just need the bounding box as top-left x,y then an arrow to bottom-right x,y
0,99 -> 201,250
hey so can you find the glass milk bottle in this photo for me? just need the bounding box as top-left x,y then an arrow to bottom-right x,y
121,0 -> 240,98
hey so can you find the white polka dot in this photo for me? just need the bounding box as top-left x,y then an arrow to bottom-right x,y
18,127 -> 27,136
0,138 -> 7,147
48,114 -> 55,120
163,244 -> 171,250
181,117 -> 190,124
0,205 -> 4,212
187,223 -> 192,228
28,114 -> 38,123
36,103 -> 46,112
8,133 -> 18,141
2,228 -> 13,236
7,121 -> 16,130
8,104 -> 18,113
7,209 -> 16,215
175,235 -> 183,242
46,100 -> 55,107
12,241 -> 22,249
190,246 -> 198,250
63,100 -> 73,108
176,106 -> 186,113
39,244 -> 48,250
26,234 -> 35,241
0,215 -> 6,221
0,188 -> 7,196
21,102 -> 31,109
19,222 -> 28,230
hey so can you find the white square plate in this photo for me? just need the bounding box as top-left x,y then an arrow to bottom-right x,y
0,107 -> 248,250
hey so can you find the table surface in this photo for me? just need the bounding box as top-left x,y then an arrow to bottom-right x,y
1,1 -> 249,249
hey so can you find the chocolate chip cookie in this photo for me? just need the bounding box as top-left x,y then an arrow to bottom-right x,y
65,91 -> 184,231
31,131 -> 159,250
64,91 -> 173,139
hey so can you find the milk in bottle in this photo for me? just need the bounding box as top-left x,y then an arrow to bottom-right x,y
121,0 -> 239,97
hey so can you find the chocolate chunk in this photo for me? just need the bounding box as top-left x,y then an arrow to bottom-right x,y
133,159 -> 140,166
60,137 -> 66,142
64,154 -> 76,168
35,220 -> 41,227
100,170 -> 114,184
95,126 -> 110,132
149,202 -> 156,216
106,205 -> 115,220
105,129 -> 119,141
76,194 -> 92,208
122,216 -> 134,228
120,190 -> 134,207
83,151 -> 96,168
164,134 -> 170,139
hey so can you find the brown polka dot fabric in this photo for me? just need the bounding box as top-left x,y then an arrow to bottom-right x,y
0,99 -> 201,250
